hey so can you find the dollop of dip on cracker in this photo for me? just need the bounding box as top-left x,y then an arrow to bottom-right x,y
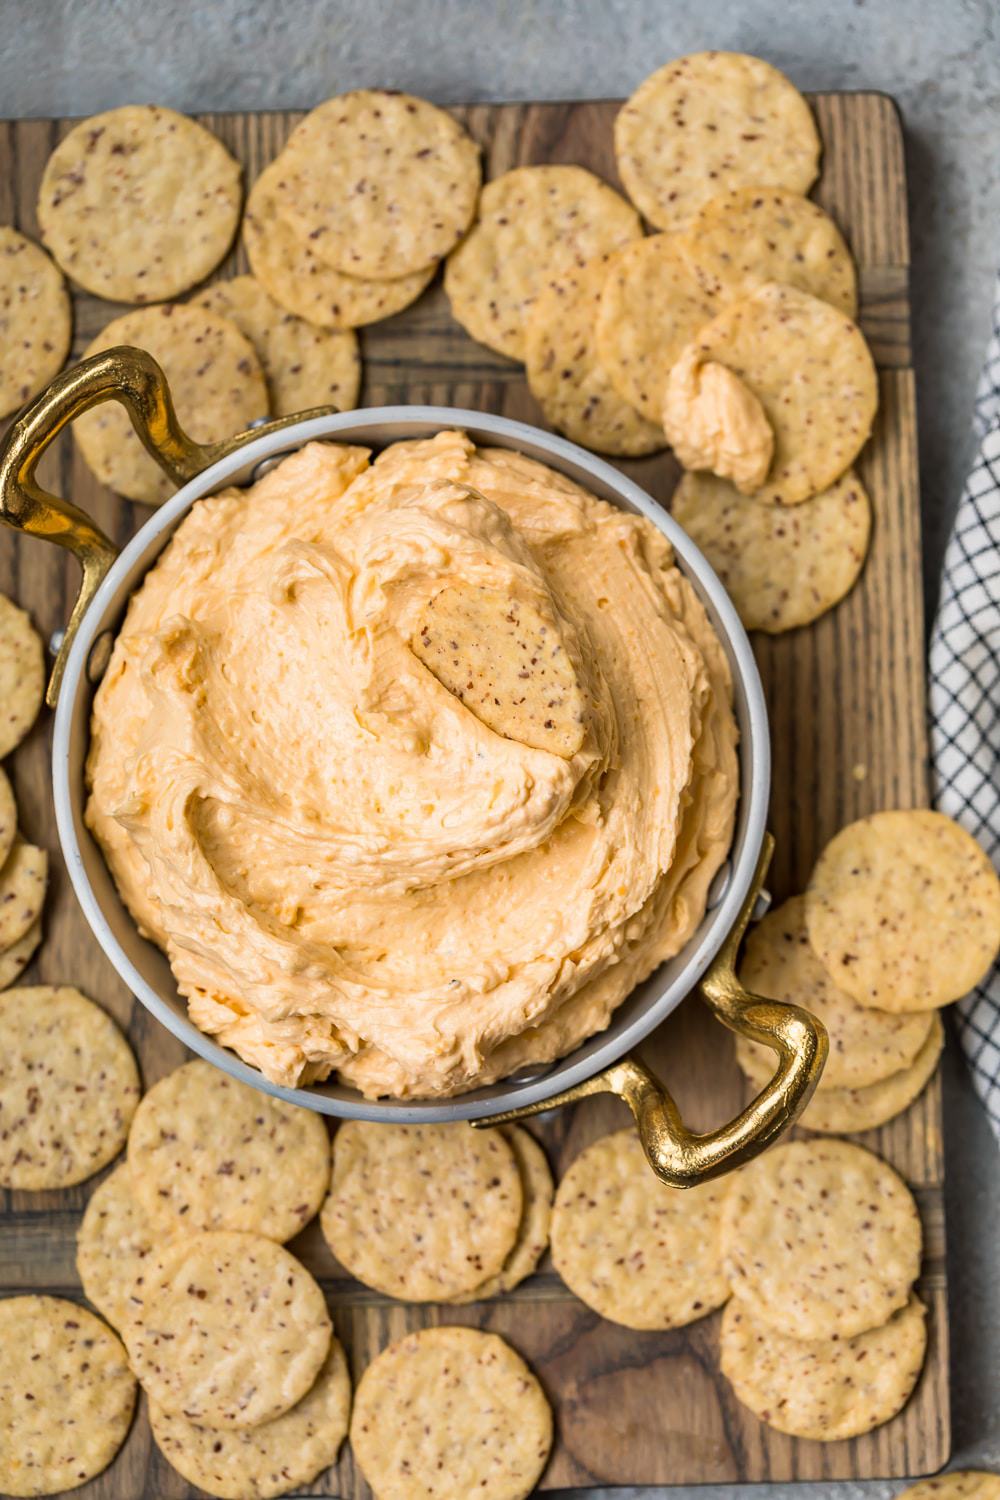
662,347 -> 774,493
86,432 -> 738,1097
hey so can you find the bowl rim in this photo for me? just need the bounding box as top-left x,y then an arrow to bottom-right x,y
52,405 -> 770,1120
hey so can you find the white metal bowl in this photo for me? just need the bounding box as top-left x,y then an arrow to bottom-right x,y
0,349 -> 826,1184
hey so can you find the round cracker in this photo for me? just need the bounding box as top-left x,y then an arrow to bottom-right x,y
594,235 -> 715,424
806,809 -> 1000,1011
126,1058 -> 330,1242
244,160 -> 435,329
684,281 -> 878,505
0,766 -> 16,871
124,1230 -> 331,1429
0,228 -> 72,420
350,1326 -> 552,1500
195,274 -> 360,416
0,1295 -> 136,1496
680,187 -> 857,315
77,1162 -> 159,1331
444,164 -> 642,360
450,1125 -> 553,1303
671,467 -> 871,632
320,1121 -> 522,1301
615,52 -> 821,232
149,1338 -> 351,1500
733,896 -> 932,1088
551,1128 -> 730,1330
37,105 -> 241,302
794,1015 -> 944,1135
0,985 -> 139,1190
0,839 -> 48,954
277,90 -> 480,280
0,594 -> 44,759
525,258 -> 665,456
721,1138 -> 921,1341
410,575 -> 588,758
73,304 -> 268,506
720,1293 -> 926,1441
897,1474 -> 1000,1500
0,920 -> 41,992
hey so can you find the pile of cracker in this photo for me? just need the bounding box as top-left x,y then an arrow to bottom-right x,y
0,977 -> 142,1496
550,1128 -> 927,1441
106,1077 -> 551,1499
0,594 -> 47,990
7,90 -> 485,507
29,104 -> 373,505
1,1040 -> 556,1499
72,1060 -> 357,1500
318,1116 -> 556,1498
5,58 -> 875,633
545,805 -> 1000,1440
443,50 -> 877,635
736,808 -> 1000,1134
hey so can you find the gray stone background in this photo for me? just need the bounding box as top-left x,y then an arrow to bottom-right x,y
3,0 -> 998,1495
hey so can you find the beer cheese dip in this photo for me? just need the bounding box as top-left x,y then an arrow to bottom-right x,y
87,433 -> 738,1098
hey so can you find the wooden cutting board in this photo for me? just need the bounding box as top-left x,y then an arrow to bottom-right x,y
0,93 -> 947,1496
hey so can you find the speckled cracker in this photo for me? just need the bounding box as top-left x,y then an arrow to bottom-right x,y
897,1474 -> 1000,1500
0,1295 -> 136,1497
680,187 -> 857,315
0,594 -> 45,759
551,1128 -> 730,1330
806,809 -> 1000,1011
126,1058 -> 329,1242
244,160 -> 435,329
0,985 -> 139,1190
195,274 -> 360,416
321,1121 -> 522,1301
150,1338 -> 351,1500
720,1294 -> 926,1441
0,767 -> 15,872
683,281 -> 878,505
733,896 -> 932,1088
721,1138 -> 921,1341
350,1327 -> 552,1500
0,921 -> 41,992
277,90 -> 480,280
74,304 -> 268,505
671,468 -> 871,632
0,228 -> 71,420
77,1163 -> 159,1331
525,258 -> 665,456
445,164 -> 642,360
0,840 -> 48,952
411,581 -> 588,758
614,51 -> 821,232
124,1230 -> 331,1429
38,105 -> 241,303
793,1016 -> 944,1135
594,235 -> 715,424
450,1126 -> 553,1303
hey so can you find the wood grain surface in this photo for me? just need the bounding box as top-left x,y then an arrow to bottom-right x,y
0,93 -> 947,1496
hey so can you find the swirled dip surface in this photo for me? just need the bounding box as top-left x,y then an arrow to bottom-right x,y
87,433 -> 738,1097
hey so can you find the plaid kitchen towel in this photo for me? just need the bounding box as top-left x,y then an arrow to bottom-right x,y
929,269 -> 1000,1143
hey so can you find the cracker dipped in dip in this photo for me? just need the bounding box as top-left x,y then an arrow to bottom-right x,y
87,433 -> 738,1097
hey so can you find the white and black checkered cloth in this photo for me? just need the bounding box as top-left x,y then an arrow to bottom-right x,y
929,270 -> 1000,1143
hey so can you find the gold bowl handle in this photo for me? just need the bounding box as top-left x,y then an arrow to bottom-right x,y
479,833 -> 828,1187
0,345 -> 341,706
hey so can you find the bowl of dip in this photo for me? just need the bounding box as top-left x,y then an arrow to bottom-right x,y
0,347 -> 826,1184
